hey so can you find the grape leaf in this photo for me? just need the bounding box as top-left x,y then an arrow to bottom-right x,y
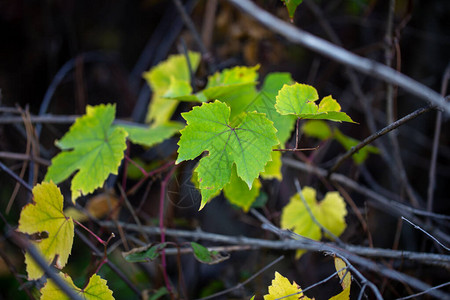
118,121 -> 183,148
44,104 -> 127,201
330,257 -> 351,300
40,272 -> 114,300
263,272 -> 311,300
169,65 -> 260,110
17,182 -> 74,280
246,73 -> 296,145
275,83 -> 355,123
334,128 -> 379,164
176,101 -> 278,209
280,186 -> 347,258
281,0 -> 304,20
223,165 -> 261,212
190,242 -> 230,265
122,243 -> 168,263
143,51 -> 201,125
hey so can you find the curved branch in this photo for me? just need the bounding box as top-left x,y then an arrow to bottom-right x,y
226,0 -> 450,115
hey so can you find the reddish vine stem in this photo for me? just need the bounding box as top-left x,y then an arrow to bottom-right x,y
159,165 -> 178,295
128,161 -> 175,195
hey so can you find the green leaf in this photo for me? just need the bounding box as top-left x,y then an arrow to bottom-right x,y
119,121 -> 184,148
17,182 -> 74,280
224,165 -> 261,212
247,73 -> 296,145
176,101 -> 278,209
280,186 -> 347,258
123,243 -> 168,263
170,65 -> 260,111
44,104 -> 127,202
302,120 -> 333,140
148,287 -> 169,300
190,242 -> 230,265
144,51 -> 201,125
40,272 -> 114,300
334,128 -> 379,164
281,0 -> 304,19
275,83 -> 355,123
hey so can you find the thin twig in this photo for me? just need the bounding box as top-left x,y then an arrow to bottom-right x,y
225,0 -> 449,114
395,281 -> 450,300
328,104 -> 433,176
75,229 -> 142,296
283,158 -> 450,244
0,161 -> 33,193
0,151 -> 50,166
401,217 -> 450,252
427,63 -> 450,212
196,255 -> 285,300
99,221 -> 450,267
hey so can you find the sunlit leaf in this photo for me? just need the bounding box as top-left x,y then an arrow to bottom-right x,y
17,182 -> 74,280
275,83 -> 355,123
44,104 -> 127,201
263,272 -> 312,300
40,272 -> 114,300
176,101 -> 278,209
247,73 -> 296,144
280,186 -> 347,258
144,51 -> 201,125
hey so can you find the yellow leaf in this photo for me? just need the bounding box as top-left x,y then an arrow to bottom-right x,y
17,182 -> 74,280
280,186 -> 347,258
329,286 -> 350,300
41,272 -> 114,300
334,257 -> 351,290
264,272 -> 313,300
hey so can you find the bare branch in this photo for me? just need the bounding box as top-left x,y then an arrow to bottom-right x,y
225,0 -> 449,114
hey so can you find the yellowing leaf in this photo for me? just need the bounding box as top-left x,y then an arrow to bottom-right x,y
44,104 -> 128,201
17,182 -> 74,280
281,186 -> 347,258
329,286 -> 350,300
334,257 -> 351,290
264,272 -> 312,300
40,272 -> 114,300
144,52 -> 201,125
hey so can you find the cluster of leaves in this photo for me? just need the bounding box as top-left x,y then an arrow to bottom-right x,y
17,51 -> 362,298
